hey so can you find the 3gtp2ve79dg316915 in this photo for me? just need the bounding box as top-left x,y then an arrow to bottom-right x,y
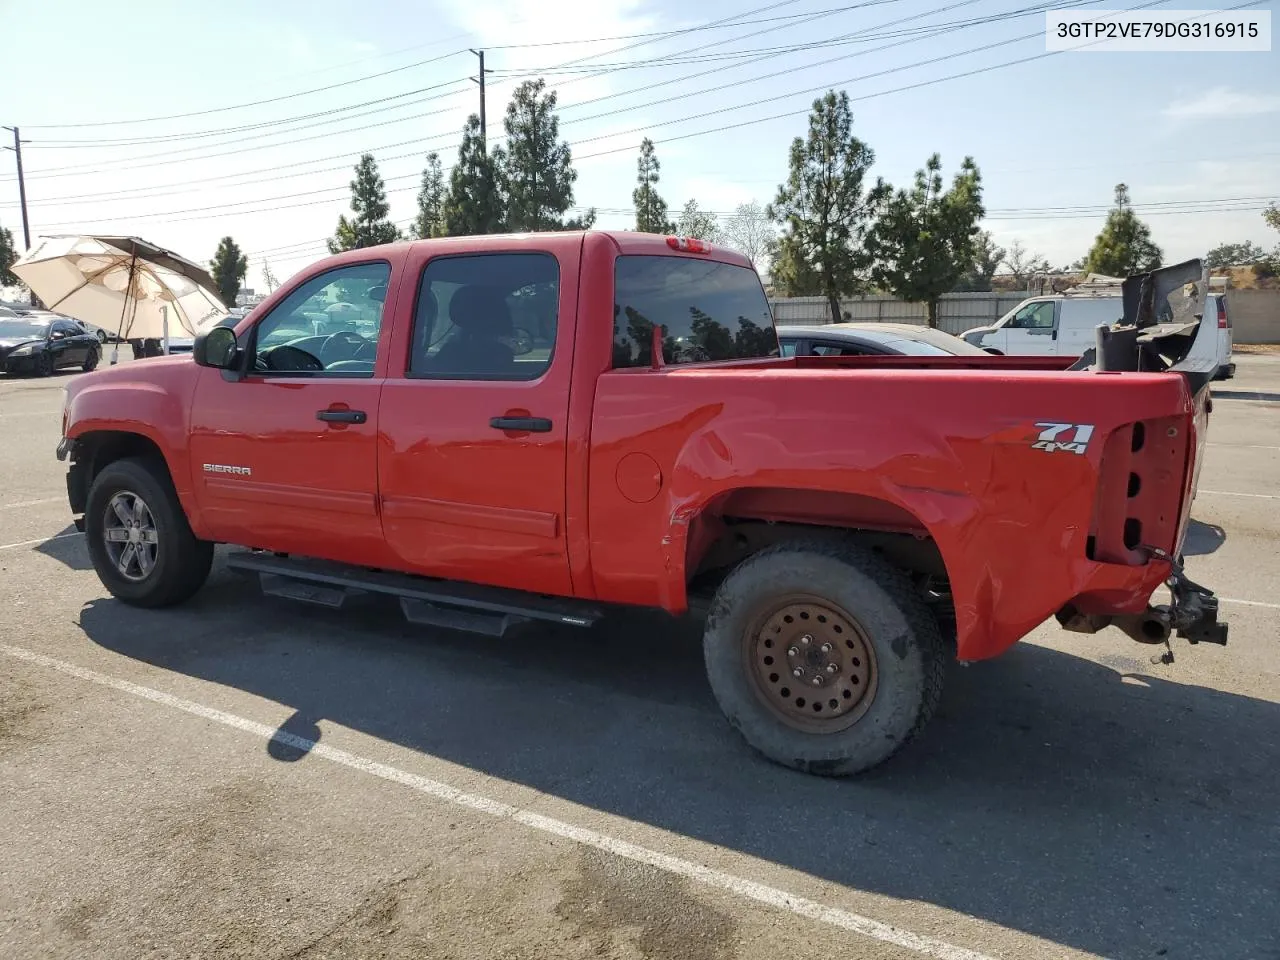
56,231 -> 1228,775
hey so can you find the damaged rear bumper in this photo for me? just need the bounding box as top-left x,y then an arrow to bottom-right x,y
1057,561 -> 1228,650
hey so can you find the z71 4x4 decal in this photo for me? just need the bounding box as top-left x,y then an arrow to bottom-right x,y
1032,422 -> 1095,455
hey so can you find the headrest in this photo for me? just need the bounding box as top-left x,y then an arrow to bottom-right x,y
449,285 -> 511,337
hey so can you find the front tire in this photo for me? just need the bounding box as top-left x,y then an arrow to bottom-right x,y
83,348 -> 100,372
703,540 -> 946,776
85,456 -> 213,607
36,351 -> 55,377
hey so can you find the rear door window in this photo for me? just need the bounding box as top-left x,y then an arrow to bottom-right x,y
612,256 -> 778,367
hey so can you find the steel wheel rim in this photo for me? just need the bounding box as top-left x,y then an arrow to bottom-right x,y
744,595 -> 879,733
102,490 -> 159,582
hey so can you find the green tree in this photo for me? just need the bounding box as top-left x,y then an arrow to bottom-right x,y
675,199 -> 723,243
1082,184 -> 1162,277
502,79 -> 579,231
209,236 -> 248,308
443,114 -> 505,236
768,90 -> 877,324
412,152 -> 447,239
955,230 -> 1004,292
867,153 -> 985,328
1205,241 -> 1266,268
1264,203 -> 1280,233
0,224 -> 17,288
633,138 -> 672,233
768,234 -> 823,296
328,154 -> 401,253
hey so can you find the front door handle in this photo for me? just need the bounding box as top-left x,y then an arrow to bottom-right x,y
317,409 -> 367,424
490,416 -> 552,433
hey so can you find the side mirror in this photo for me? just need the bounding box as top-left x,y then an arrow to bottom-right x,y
194,326 -> 240,370
50,330 -> 67,340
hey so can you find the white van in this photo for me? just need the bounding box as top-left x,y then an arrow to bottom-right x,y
961,292 -> 1234,379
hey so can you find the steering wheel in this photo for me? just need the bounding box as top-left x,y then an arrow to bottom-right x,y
320,330 -> 366,366
507,326 -> 534,356
256,345 -> 324,372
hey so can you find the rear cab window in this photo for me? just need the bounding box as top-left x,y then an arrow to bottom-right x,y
611,256 -> 778,367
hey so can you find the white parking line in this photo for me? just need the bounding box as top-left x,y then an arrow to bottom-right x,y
1206,443 -> 1280,452
1198,490 -> 1279,500
0,531 -> 82,551
1221,596 -> 1280,610
0,497 -> 64,510
1,642 -> 994,960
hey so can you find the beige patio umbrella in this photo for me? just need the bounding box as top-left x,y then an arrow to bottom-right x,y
11,235 -> 228,364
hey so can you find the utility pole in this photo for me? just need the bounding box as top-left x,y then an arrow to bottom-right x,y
469,49 -> 491,145
2,126 -> 32,250
2,125 -> 39,306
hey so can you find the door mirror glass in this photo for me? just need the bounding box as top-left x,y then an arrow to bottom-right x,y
195,326 -> 239,369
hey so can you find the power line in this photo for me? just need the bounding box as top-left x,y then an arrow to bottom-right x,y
23,49 -> 471,130
8,0 -> 1039,199
4,0 -> 822,181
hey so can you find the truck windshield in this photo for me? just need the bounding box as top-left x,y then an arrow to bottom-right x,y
612,255 -> 778,367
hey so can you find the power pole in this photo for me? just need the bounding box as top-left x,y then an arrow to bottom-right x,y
2,126 -> 32,250
469,49 -> 491,145
2,125 -> 39,306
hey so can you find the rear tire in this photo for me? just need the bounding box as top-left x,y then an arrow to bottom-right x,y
702,540 -> 946,776
85,456 -> 213,607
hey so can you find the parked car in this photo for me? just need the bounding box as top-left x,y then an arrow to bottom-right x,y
961,292 -> 1235,378
778,322 -> 991,357
0,317 -> 101,376
56,235 -> 1227,777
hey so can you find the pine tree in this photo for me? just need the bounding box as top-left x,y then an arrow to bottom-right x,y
443,115 -> 505,236
328,154 -> 401,253
768,90 -> 877,324
209,236 -> 248,308
502,80 -> 578,231
633,139 -> 671,233
0,224 -> 17,288
413,152 -> 447,239
1082,184 -> 1162,276
868,154 -> 985,328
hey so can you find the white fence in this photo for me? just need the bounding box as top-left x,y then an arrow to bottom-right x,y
769,292 -> 1032,337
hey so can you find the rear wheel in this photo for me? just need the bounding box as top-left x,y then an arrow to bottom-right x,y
703,540 -> 946,776
85,456 -> 213,607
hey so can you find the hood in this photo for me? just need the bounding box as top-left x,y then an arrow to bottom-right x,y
959,325 -> 996,344
0,337 -> 44,354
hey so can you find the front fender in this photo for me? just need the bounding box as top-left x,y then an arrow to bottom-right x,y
62,362 -> 204,534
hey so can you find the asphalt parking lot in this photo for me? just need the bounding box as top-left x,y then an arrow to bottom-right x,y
1,356 -> 1277,960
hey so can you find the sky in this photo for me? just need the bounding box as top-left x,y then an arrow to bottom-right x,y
1,0 -> 1277,294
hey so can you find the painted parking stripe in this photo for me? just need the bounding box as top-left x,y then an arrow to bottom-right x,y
0,531 -> 82,551
0,497 -> 64,510
0,642 -> 995,960
1198,490 -> 1279,500
1220,596 -> 1280,610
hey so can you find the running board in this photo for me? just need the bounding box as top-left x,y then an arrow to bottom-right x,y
227,551 -> 604,637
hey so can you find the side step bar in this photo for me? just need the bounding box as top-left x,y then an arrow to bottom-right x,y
227,551 -> 605,637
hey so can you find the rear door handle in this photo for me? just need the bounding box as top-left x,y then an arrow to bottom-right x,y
490,416 -> 552,433
316,409 -> 367,424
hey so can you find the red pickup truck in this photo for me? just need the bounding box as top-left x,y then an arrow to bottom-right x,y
57,231 -> 1227,775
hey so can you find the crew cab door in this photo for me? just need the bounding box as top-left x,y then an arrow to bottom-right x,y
377,242 -> 578,597
188,258 -> 397,565
1000,299 -> 1058,355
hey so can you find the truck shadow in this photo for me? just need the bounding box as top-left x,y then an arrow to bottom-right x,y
77,562 -> 1279,960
